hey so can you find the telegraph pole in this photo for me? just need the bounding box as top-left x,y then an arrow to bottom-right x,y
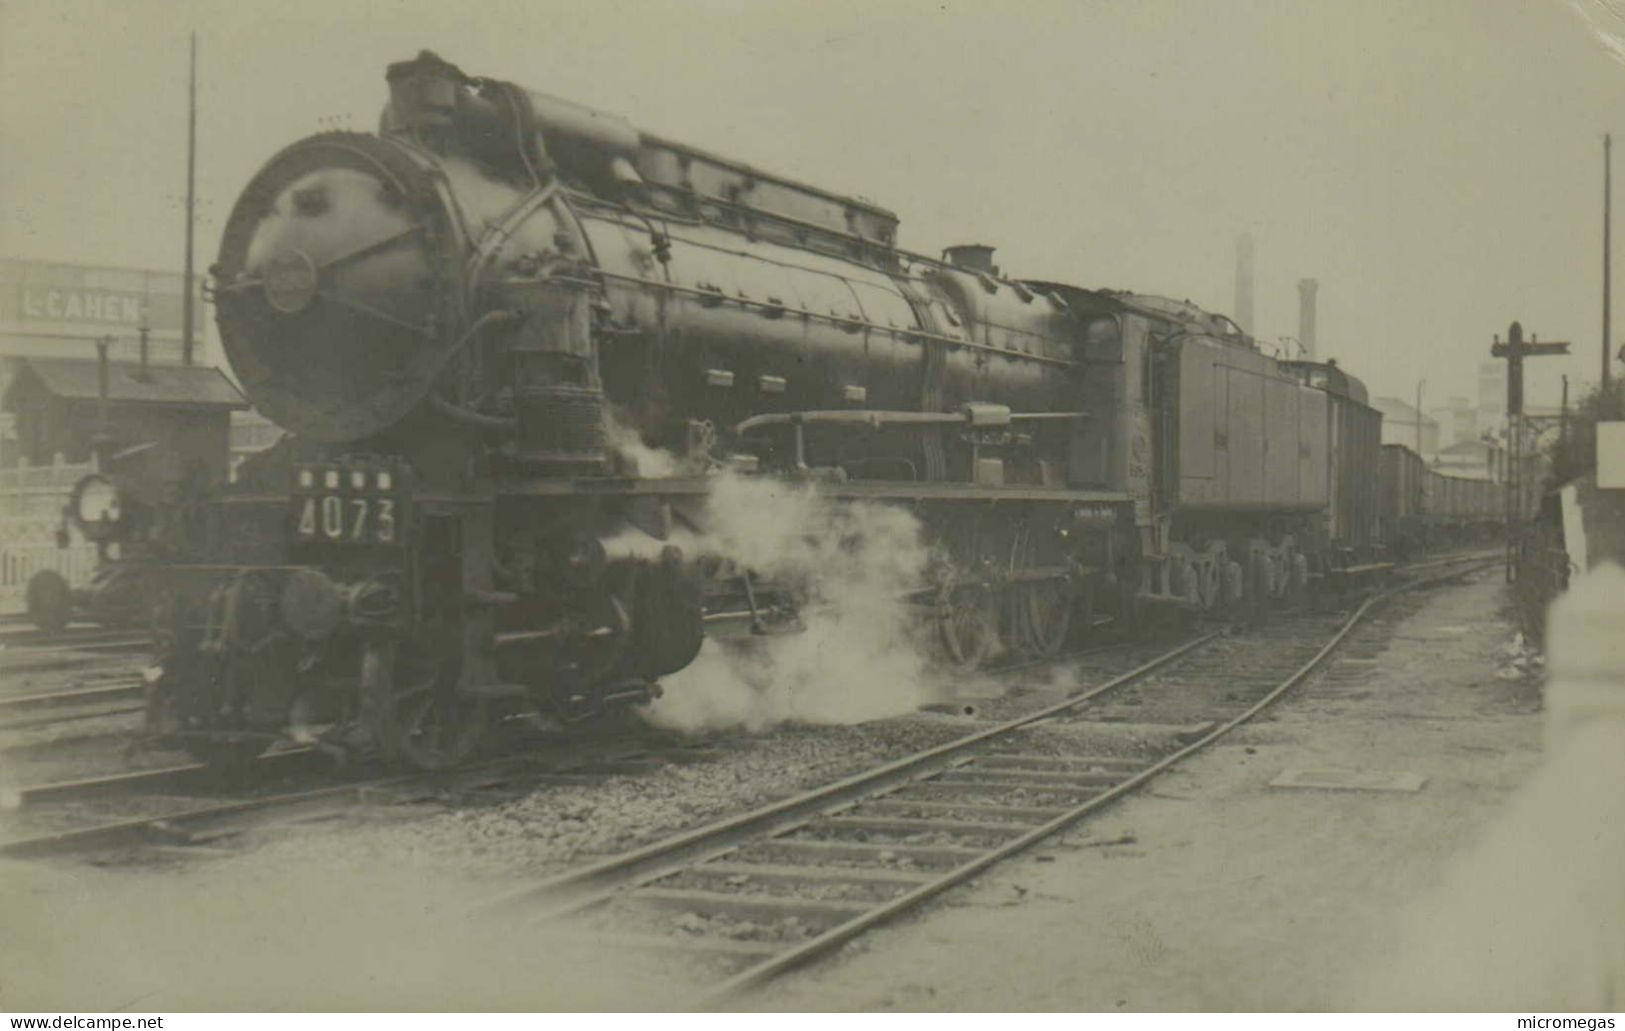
1491,321 -> 1570,581
1605,134 -> 1612,395
1414,378 -> 1426,456
182,32 -> 198,367
1560,374 -> 1570,456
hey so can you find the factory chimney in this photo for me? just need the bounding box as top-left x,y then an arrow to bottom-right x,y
1233,233 -> 1254,334
1297,278 -> 1318,359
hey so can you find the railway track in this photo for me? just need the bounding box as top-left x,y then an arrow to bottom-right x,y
0,634 -> 1183,858
0,642 -> 148,679
0,728 -> 734,860
0,680 -> 146,731
0,553 -> 1491,878
481,555 -> 1494,1007
0,624 -> 147,652
0,625 -> 150,733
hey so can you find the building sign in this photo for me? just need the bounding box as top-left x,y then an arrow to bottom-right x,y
1,258 -> 192,331
18,285 -> 153,325
0,257 -> 200,365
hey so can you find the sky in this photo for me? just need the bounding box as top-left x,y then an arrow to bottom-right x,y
4,0 -> 1625,412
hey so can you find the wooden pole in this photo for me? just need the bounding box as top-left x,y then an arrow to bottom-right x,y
1605,134 -> 1612,397
182,32 -> 197,366
1415,379 -> 1425,456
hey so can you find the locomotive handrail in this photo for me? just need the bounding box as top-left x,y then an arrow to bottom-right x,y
735,407 -> 1089,436
736,407 -> 1088,473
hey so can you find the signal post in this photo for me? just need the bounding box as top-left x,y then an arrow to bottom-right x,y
1491,321 -> 1569,580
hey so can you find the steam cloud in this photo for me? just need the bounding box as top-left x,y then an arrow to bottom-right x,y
641,473 -> 941,733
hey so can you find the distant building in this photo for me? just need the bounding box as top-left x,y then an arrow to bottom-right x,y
1373,396 -> 1440,456
1477,360 -> 1506,437
1433,438 -> 1506,482
1429,395 -> 1477,449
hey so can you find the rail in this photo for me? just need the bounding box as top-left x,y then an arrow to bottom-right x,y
481,553 -> 1494,1006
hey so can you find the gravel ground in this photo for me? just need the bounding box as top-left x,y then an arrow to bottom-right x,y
240,714 -> 990,882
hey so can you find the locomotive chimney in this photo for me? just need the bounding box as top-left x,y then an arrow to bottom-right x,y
943,244 -> 998,276
1297,278 -> 1318,359
384,51 -> 464,139
1234,233 -> 1254,334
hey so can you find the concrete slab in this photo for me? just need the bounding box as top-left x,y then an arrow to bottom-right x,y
1268,767 -> 1427,792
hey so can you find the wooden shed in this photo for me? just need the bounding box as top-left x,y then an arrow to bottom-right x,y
2,357 -> 246,489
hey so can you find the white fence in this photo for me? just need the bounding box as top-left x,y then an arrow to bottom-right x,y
0,458 -> 101,615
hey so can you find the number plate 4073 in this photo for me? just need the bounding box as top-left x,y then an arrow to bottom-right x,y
295,494 -> 399,544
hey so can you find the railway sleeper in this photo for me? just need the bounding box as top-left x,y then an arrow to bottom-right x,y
559,929 -> 782,961
933,768 -> 1123,789
856,798 -> 1072,823
741,837 -> 984,870
886,780 -> 1093,807
687,859 -> 930,890
613,886 -> 871,928
969,752 -> 1149,773
813,814 -> 1031,840
664,866 -> 915,905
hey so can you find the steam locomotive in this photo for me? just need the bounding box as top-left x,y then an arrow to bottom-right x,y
142,51 -> 1395,769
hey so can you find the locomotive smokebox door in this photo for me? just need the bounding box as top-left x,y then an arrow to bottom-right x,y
213,133 -> 468,443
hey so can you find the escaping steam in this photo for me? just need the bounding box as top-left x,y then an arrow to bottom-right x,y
603,406 -> 680,479
642,472 -> 941,732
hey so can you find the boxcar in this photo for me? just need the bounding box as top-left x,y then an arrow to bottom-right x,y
1280,361 -> 1383,562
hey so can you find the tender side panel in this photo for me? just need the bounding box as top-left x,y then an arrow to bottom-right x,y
1174,336 -> 1321,512
1262,372 -> 1303,505
1224,366 -> 1264,503
1299,387 -> 1330,509
1176,337 -> 1217,502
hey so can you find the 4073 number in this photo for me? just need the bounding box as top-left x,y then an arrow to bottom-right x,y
294,494 -> 398,544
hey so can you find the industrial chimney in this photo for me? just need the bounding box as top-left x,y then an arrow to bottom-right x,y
1234,233 -> 1254,334
1297,278 -> 1319,359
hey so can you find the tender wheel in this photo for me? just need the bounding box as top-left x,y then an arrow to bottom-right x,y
25,569 -> 72,633
1288,552 -> 1310,602
1199,544 -> 1227,611
1246,549 -> 1273,616
937,584 -> 998,670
